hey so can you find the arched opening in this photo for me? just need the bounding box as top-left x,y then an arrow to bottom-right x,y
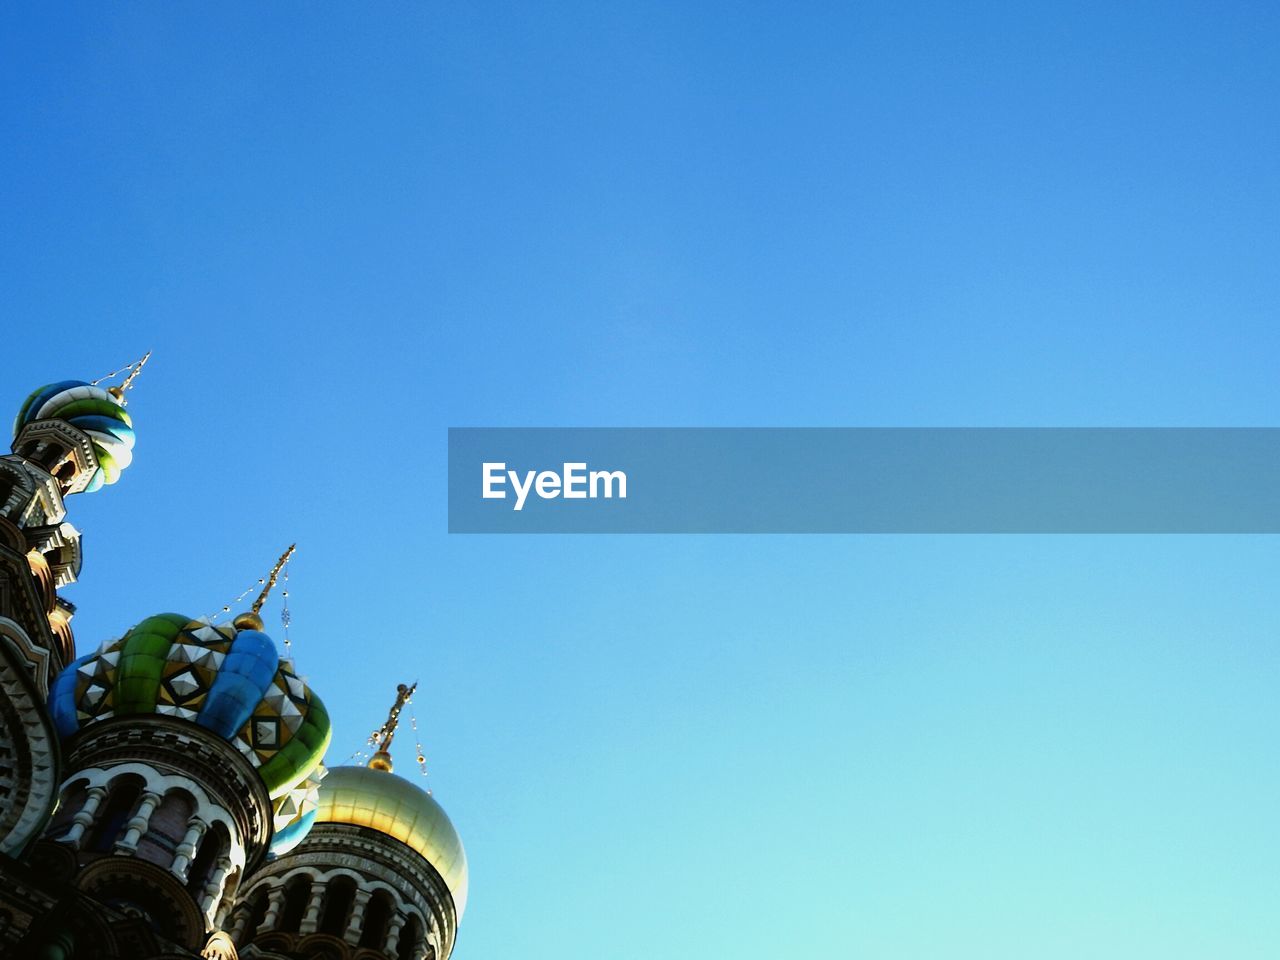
239,886 -> 269,943
21,440 -> 59,469
135,788 -> 195,868
52,458 -> 78,487
358,890 -> 394,949
279,875 -> 311,932
86,774 -> 144,853
185,822 -> 227,895
46,778 -> 90,838
397,915 -> 424,960
318,875 -> 357,937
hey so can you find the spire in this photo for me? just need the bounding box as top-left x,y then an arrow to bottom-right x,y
368,681 -> 417,773
252,543 -> 296,614
232,543 -> 296,631
93,350 -> 151,405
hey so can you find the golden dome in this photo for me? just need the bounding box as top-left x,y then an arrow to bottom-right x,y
315,765 -> 469,916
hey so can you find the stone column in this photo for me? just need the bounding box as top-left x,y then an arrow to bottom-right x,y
169,817 -> 208,880
114,790 -> 162,853
61,785 -> 107,848
201,856 -> 235,917
228,903 -> 252,942
213,871 -> 240,928
260,885 -> 287,930
342,888 -> 373,944
385,913 -> 407,955
298,882 -> 326,934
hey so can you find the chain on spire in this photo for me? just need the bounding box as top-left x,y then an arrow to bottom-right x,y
408,698 -> 431,789
280,560 -> 293,657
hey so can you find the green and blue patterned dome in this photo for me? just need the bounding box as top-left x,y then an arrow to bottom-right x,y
13,380 -> 136,492
48,614 -> 331,856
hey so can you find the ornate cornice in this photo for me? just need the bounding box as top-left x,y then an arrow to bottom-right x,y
13,419 -> 99,496
0,455 -> 66,529
0,531 -> 63,682
0,631 -> 60,857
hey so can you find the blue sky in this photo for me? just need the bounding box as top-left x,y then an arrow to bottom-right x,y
3,4 -> 1279,958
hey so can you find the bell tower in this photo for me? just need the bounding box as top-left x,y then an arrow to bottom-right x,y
0,359 -> 146,862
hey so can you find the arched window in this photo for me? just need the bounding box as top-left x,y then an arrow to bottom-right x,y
186,822 -> 228,894
358,890 -> 394,949
52,458 -> 77,485
87,775 -> 144,852
398,915 -> 424,960
279,875 -> 311,932
318,875 -> 357,937
135,789 -> 195,867
239,887 -> 269,943
46,778 -> 90,838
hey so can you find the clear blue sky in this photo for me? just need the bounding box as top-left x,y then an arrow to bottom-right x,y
4,4 -> 1279,958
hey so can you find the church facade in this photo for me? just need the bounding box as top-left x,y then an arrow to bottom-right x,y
0,368 -> 467,959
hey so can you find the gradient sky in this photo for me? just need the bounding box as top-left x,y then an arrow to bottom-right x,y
3,4 -> 1279,958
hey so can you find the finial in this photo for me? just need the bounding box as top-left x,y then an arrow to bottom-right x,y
368,681 -> 418,773
95,350 -> 152,405
231,543 -> 296,631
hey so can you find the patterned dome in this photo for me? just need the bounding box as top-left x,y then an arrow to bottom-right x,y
316,765 -> 469,917
270,767 -> 325,858
14,381 -> 136,492
48,614 -> 331,852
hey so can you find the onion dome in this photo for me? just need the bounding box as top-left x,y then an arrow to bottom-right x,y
47,613 -> 331,854
316,765 -> 469,917
13,380 -> 136,492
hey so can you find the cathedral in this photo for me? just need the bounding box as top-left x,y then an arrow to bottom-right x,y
0,363 -> 468,959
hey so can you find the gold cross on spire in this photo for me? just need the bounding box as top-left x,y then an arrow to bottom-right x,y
252,543 -> 296,614
368,681 -> 418,773
104,350 -> 152,404
232,544 -> 296,631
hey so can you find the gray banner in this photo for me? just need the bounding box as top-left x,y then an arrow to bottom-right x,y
447,428 -> 1280,533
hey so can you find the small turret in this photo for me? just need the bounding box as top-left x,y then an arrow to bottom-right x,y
10,352 -> 146,506
39,549 -> 331,955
